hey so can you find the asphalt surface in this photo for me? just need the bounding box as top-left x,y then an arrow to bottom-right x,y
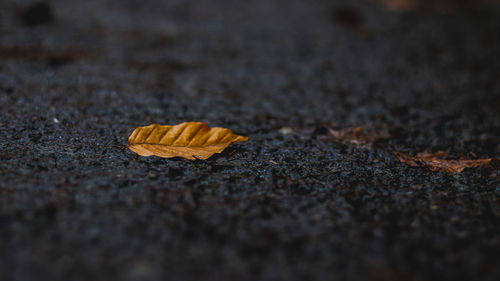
1,0 -> 499,280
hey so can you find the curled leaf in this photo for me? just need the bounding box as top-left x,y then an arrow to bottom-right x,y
128,122 -> 248,160
394,150 -> 496,174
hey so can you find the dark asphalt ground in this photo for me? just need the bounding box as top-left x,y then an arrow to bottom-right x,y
1,0 -> 500,280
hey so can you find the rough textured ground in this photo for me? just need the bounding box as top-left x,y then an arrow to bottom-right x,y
1,0 -> 499,280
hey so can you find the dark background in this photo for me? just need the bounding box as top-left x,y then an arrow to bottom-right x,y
1,0 -> 499,280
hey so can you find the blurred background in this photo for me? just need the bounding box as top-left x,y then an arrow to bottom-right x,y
1,0 -> 499,126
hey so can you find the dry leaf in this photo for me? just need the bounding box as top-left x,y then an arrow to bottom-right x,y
328,127 -> 388,148
128,122 -> 248,160
394,150 -> 496,174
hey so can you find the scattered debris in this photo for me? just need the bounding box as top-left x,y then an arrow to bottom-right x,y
127,122 -> 248,160
394,150 -> 496,174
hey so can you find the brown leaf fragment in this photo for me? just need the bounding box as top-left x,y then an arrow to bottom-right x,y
394,150 -> 496,174
328,127 -> 387,148
128,122 -> 248,160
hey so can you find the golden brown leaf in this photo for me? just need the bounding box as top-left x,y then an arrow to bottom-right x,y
128,122 -> 248,160
394,150 -> 496,174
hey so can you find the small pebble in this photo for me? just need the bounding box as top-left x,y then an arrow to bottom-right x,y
279,127 -> 293,134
